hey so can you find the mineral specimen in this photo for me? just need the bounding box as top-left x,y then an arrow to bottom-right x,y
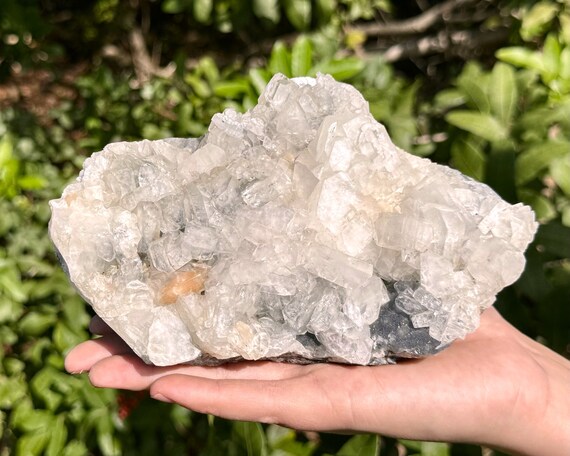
49,73 -> 538,366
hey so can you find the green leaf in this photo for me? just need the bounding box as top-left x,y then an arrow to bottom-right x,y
489,62 -> 517,126
18,312 -> 57,337
562,206 -> 570,227
496,47 -> 545,72
560,47 -> 570,81
266,424 -> 295,448
315,0 -> 336,25
233,421 -> 268,456
184,74 -> 212,98
17,174 -> 47,190
253,0 -> 281,23
197,56 -> 220,85
46,414 -> 68,456
457,63 -> 490,113
420,441 -> 450,456
520,190 -> 557,223
193,0 -> 213,24
521,1 -> 559,41
445,111 -> 508,142
249,68 -> 271,95
162,0 -> 188,14
432,88 -> 465,111
543,33 -> 562,82
291,36 -> 313,77
283,0 -> 312,30
0,375 -> 27,408
0,135 -> 13,166
451,137 -> 486,181
54,321 -> 84,352
12,407 -> 54,433
30,368 -> 63,411
337,434 -> 380,456
269,41 -> 292,77
515,141 -> 570,185
399,439 -> 422,451
62,441 -> 88,456
311,57 -> 364,81
16,430 -> 51,456
213,79 -> 251,99
97,414 -> 121,456
551,154 -> 570,195
561,12 -> 570,45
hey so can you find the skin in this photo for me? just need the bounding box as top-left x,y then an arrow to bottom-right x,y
66,308 -> 570,455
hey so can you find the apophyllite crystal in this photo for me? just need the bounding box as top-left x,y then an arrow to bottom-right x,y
49,73 -> 537,366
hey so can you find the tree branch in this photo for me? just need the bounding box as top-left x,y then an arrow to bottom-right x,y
379,28 -> 509,62
129,28 -> 176,85
347,0 -> 480,37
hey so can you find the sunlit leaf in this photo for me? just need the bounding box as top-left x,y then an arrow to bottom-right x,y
496,47 -> 545,72
16,430 -> 51,456
543,33 -> 562,82
291,35 -> 313,77
46,414 -> 68,456
489,62 -> 517,126
315,0 -> 336,25
311,57 -> 364,81
62,441 -> 88,456
521,1 -> 559,41
451,137 -> 486,181
254,0 -> 280,23
249,68 -> 271,95
420,441 -> 450,456
18,312 -> 57,336
193,0 -> 213,24
18,175 -> 47,190
337,434 -> 380,456
269,41 -> 292,77
551,154 -> 570,195
213,79 -> 251,99
162,0 -> 188,13
520,190 -> 557,223
457,63 -> 491,113
515,141 -> 570,185
445,111 -> 508,142
0,375 -> 27,408
233,421 -> 268,456
283,0 -> 311,30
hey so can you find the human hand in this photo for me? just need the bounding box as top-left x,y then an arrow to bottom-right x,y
65,308 -> 570,455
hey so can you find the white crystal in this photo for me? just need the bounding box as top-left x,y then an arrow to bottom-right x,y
49,73 -> 538,366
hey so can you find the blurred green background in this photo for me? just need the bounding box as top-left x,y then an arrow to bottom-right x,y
0,0 -> 569,455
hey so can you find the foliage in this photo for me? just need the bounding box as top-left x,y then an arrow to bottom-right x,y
0,0 -> 569,455
159,0 -> 391,31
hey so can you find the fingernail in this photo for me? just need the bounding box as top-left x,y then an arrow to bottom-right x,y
151,393 -> 173,403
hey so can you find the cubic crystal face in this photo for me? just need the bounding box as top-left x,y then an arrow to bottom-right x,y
49,74 -> 538,366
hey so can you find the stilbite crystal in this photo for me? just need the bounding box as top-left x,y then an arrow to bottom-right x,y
49,74 -> 538,366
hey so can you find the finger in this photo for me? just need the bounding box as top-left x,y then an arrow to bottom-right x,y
149,373 -> 351,431
65,335 -> 133,373
88,356 -> 308,391
89,315 -> 114,335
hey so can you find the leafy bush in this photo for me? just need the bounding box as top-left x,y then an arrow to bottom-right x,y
0,1 -> 568,455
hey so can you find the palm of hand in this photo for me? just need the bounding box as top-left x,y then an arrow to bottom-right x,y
65,307 -> 569,454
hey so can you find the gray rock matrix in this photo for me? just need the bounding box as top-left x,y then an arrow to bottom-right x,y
49,74 -> 538,366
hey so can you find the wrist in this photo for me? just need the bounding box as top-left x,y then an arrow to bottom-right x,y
488,340 -> 570,455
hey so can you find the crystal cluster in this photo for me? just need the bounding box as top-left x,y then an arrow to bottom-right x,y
49,74 -> 537,366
